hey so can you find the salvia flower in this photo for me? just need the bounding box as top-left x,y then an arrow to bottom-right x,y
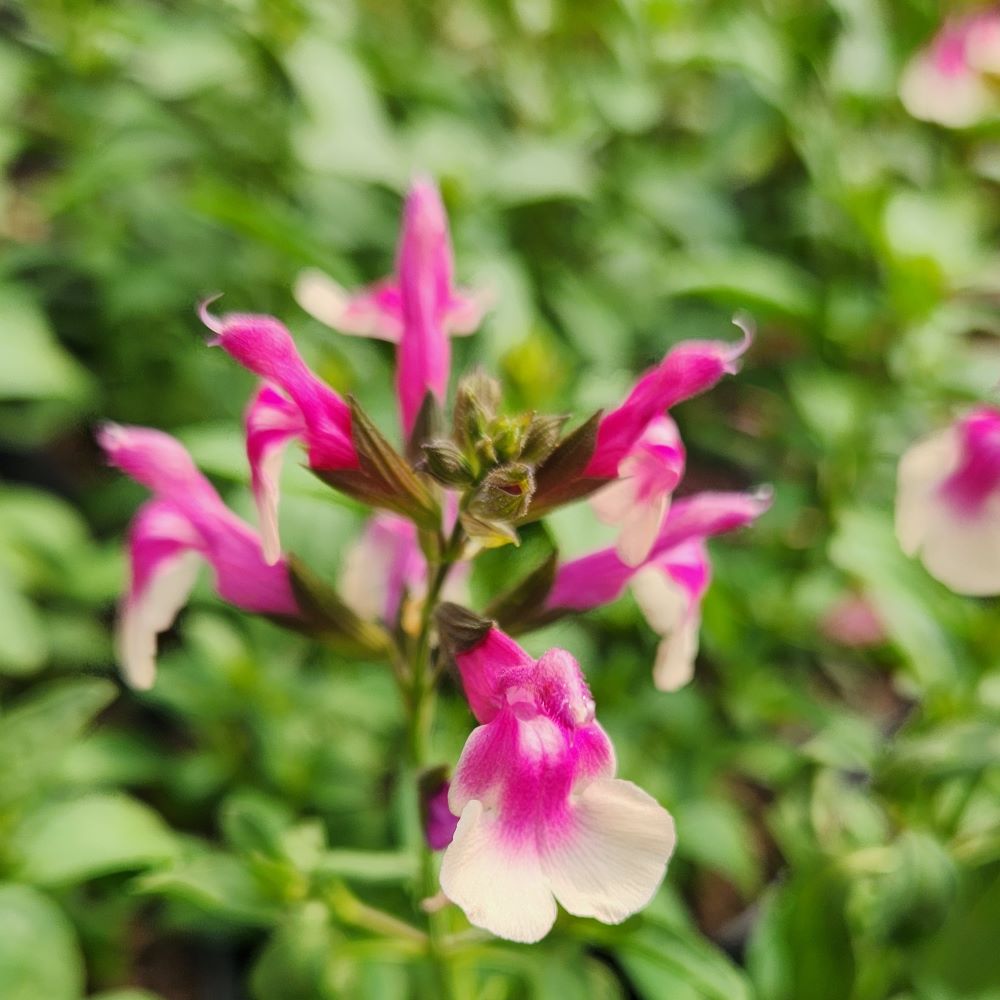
436,610 -> 676,943
591,415 -> 686,567
202,307 -> 358,563
98,424 -> 298,689
295,177 -> 488,435
896,406 -> 1000,594
900,9 -> 1000,127
546,490 -> 772,690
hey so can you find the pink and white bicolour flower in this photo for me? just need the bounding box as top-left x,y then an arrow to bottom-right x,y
547,490 -> 771,690
439,620 -> 675,942
900,9 -> 1000,128
591,416 -> 685,567
582,319 -> 752,482
98,424 -> 298,690
200,305 -> 358,564
294,177 -> 488,435
896,406 -> 1000,595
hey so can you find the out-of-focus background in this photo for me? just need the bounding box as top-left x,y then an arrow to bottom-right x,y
2,1 -> 1000,998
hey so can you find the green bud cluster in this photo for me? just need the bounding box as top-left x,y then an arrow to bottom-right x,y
416,369 -> 568,544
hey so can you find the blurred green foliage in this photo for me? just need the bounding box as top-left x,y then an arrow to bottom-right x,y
2,0 -> 1000,997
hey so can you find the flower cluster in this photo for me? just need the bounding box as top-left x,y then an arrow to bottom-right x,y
100,177 -> 769,942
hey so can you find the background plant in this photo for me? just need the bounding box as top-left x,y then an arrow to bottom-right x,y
2,1 -> 999,999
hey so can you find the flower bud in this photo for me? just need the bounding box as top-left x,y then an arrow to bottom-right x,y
453,369 -> 502,451
520,413 -> 568,465
422,439 -> 475,487
467,463 -> 536,522
489,414 -> 531,464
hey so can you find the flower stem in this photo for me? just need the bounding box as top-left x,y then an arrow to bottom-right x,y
404,522 -> 463,998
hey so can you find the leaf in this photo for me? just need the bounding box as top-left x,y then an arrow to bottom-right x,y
405,391 -> 443,464
883,721 -> 1000,779
617,924 -> 754,1000
250,902 -> 340,1000
674,798 -> 761,895
483,522 -> 558,635
280,555 -> 393,657
0,574 -> 47,675
11,793 -> 178,885
746,868 -> 854,1000
0,286 -> 91,403
314,850 -> 416,884
135,850 -> 282,926
867,831 -> 957,944
0,678 -> 117,808
0,883 -> 84,1000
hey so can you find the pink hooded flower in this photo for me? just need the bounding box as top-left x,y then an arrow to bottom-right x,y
295,177 -> 487,435
590,415 -> 686,567
547,489 -> 771,690
583,320 -> 751,481
900,9 -> 1000,127
439,621 -> 675,942
896,406 -> 1000,594
99,424 -> 298,690
200,306 -> 358,564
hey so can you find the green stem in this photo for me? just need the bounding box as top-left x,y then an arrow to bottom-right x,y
405,522 -> 464,998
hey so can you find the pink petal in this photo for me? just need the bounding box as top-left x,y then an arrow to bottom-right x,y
453,625 -> 535,725
548,488 -> 770,612
396,177 -> 456,434
340,513 -> 426,624
101,426 -> 300,686
584,327 -> 750,479
295,268 -> 403,342
245,384 -> 306,564
896,409 -> 1000,595
202,307 -> 357,472
116,500 -> 202,690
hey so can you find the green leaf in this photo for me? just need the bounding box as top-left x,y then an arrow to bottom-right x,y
11,793 -> 177,886
0,287 -> 91,403
746,868 -> 854,1000
135,850 -> 282,926
0,574 -> 47,675
884,721 -> 1000,779
250,901 -> 340,1000
314,850 -> 416,884
280,555 -> 393,656
674,798 -> 761,895
0,883 -> 84,1000
867,831 -> 957,944
0,678 -> 117,808
618,924 -> 754,1000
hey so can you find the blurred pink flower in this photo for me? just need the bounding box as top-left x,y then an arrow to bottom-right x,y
900,9 -> 1000,127
202,307 -> 358,563
820,593 -> 887,648
295,177 -> 488,435
897,406 -> 1000,594
99,424 -> 297,689
548,489 -> 771,690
